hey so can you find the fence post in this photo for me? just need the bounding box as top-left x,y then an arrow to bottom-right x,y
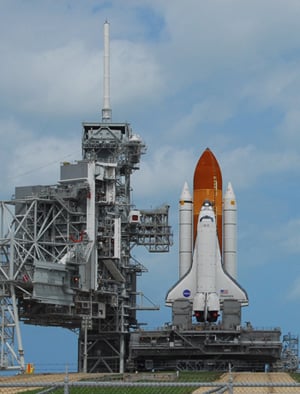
64,365 -> 69,394
228,363 -> 233,394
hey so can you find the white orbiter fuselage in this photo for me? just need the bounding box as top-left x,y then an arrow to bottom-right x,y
166,198 -> 248,323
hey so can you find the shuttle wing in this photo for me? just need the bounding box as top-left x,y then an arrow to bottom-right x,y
165,262 -> 196,306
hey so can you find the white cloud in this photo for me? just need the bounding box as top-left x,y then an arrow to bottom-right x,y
221,146 -> 300,189
2,0 -> 300,139
0,39 -> 164,118
0,35 -> 100,116
9,136 -> 80,185
132,141 -> 300,206
20,42 -> 100,115
132,145 -> 195,201
170,98 -> 234,140
243,64 -> 300,104
111,40 -> 166,107
286,276 -> 300,300
279,109 -> 300,142
0,118 -> 81,198
147,0 -> 300,134
267,218 -> 300,255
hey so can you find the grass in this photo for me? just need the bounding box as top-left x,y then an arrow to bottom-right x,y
290,372 -> 300,382
17,372 -> 300,393
16,371 -> 223,393
17,387 -> 212,394
23,389 -> 196,394
177,371 -> 222,382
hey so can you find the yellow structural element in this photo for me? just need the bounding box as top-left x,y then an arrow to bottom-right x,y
26,363 -> 35,374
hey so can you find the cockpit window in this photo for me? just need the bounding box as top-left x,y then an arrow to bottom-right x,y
200,215 -> 213,222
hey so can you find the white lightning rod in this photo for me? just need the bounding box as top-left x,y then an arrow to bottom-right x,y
102,21 -> 112,122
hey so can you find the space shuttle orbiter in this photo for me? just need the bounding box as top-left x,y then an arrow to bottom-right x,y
166,148 -> 248,322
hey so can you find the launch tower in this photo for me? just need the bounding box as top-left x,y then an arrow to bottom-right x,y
0,22 -> 172,373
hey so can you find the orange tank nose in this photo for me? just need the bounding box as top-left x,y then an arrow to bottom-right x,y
193,148 -> 223,249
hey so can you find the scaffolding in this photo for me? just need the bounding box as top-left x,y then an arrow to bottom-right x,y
0,122 -> 172,372
282,333 -> 299,371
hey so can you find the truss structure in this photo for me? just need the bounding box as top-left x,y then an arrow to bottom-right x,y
282,333 -> 299,371
0,122 -> 172,372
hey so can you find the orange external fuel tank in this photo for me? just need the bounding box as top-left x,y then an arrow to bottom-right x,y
193,148 -> 223,249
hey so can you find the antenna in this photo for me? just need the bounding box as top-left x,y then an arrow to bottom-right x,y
102,21 -> 112,122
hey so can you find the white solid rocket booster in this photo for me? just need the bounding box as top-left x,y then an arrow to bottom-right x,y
179,182 -> 193,278
223,182 -> 237,279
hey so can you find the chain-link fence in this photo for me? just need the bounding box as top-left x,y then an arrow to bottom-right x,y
0,372 -> 300,393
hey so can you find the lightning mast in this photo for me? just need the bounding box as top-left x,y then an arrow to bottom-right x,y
102,21 -> 112,122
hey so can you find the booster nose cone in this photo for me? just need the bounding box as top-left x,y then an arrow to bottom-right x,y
224,181 -> 235,201
193,148 -> 222,248
180,182 -> 192,202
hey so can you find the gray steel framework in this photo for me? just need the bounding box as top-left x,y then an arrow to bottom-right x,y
0,121 -> 172,372
282,333 -> 299,371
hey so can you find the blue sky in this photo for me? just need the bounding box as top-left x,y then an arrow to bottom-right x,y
1,0 -> 300,371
